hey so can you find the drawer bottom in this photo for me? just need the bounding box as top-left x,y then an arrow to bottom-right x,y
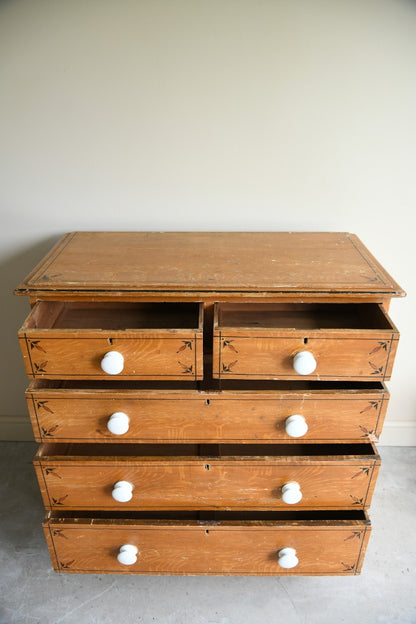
44,510 -> 371,576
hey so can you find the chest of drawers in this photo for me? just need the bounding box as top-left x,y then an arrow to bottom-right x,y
15,231 -> 404,575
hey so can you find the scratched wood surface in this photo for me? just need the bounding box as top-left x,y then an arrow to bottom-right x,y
44,512 -> 371,575
15,232 -> 404,297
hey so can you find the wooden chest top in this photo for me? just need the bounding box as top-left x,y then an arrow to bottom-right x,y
15,232 -> 404,297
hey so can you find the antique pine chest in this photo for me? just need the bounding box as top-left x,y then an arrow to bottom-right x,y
15,231 -> 404,575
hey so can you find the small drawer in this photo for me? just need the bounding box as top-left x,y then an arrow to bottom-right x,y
213,303 -> 399,381
26,380 -> 389,444
18,302 -> 203,380
34,442 -> 380,512
44,510 -> 371,575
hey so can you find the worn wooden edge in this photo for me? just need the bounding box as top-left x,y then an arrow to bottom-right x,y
30,436 -> 385,445
14,233 -> 76,295
374,392 -> 389,439
354,524 -> 372,574
26,392 -> 42,440
19,328 -> 204,338
26,374 -> 205,382
41,569 -> 369,576
40,504 -> 376,513
213,329 -> 399,339
34,456 -> 381,465
214,303 -> 400,334
15,291 -> 406,302
18,336 -> 34,378
383,336 -> 399,380
25,379 -> 390,398
33,462 -> 52,508
43,522 -> 60,572
213,310 -> 399,336
348,234 -> 406,298
363,462 -> 381,509
39,568 -> 371,576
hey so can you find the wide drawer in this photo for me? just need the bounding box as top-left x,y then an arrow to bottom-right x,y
18,302 -> 203,380
43,510 -> 371,575
34,443 -> 380,511
213,303 -> 399,381
26,380 -> 389,443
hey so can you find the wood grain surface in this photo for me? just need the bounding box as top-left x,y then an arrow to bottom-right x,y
14,231 -> 404,576
15,232 -> 405,297
26,382 -> 389,444
18,302 -> 203,380
214,303 -> 399,381
44,511 -> 371,575
34,443 -> 380,511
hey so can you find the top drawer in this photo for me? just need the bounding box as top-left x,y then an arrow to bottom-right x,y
18,302 -> 203,380
213,303 -> 399,381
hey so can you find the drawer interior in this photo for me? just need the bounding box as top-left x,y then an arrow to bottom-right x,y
213,379 -> 386,392
215,303 -> 394,330
28,379 -> 200,391
46,509 -> 370,524
24,301 -> 202,330
28,378 -> 386,392
36,442 -> 378,459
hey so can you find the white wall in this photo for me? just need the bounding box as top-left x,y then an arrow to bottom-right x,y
0,0 -> 415,443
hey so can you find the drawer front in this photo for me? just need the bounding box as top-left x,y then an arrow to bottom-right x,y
35,455 -> 380,511
19,335 -> 202,380
213,303 -> 399,381
214,333 -> 398,381
27,385 -> 389,443
18,301 -> 203,380
44,514 -> 371,575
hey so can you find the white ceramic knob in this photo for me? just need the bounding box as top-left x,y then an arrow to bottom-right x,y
281,481 -> 302,505
278,547 -> 299,569
107,412 -> 130,435
285,414 -> 308,438
112,480 -> 133,503
293,351 -> 317,375
117,544 -> 138,566
100,351 -> 124,375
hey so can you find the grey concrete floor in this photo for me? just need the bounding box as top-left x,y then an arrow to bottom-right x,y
0,443 -> 415,624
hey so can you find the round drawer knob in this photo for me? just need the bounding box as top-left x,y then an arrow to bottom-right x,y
100,351 -> 124,375
285,414 -> 308,438
293,351 -> 317,375
107,412 -> 130,435
278,547 -> 299,569
281,481 -> 302,505
117,544 -> 138,566
112,480 -> 133,503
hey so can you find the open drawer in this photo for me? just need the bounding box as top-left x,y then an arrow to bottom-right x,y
213,303 -> 399,381
26,379 -> 389,444
34,442 -> 380,512
18,301 -> 203,380
44,509 -> 372,575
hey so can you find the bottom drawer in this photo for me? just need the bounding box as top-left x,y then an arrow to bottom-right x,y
44,510 -> 371,576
